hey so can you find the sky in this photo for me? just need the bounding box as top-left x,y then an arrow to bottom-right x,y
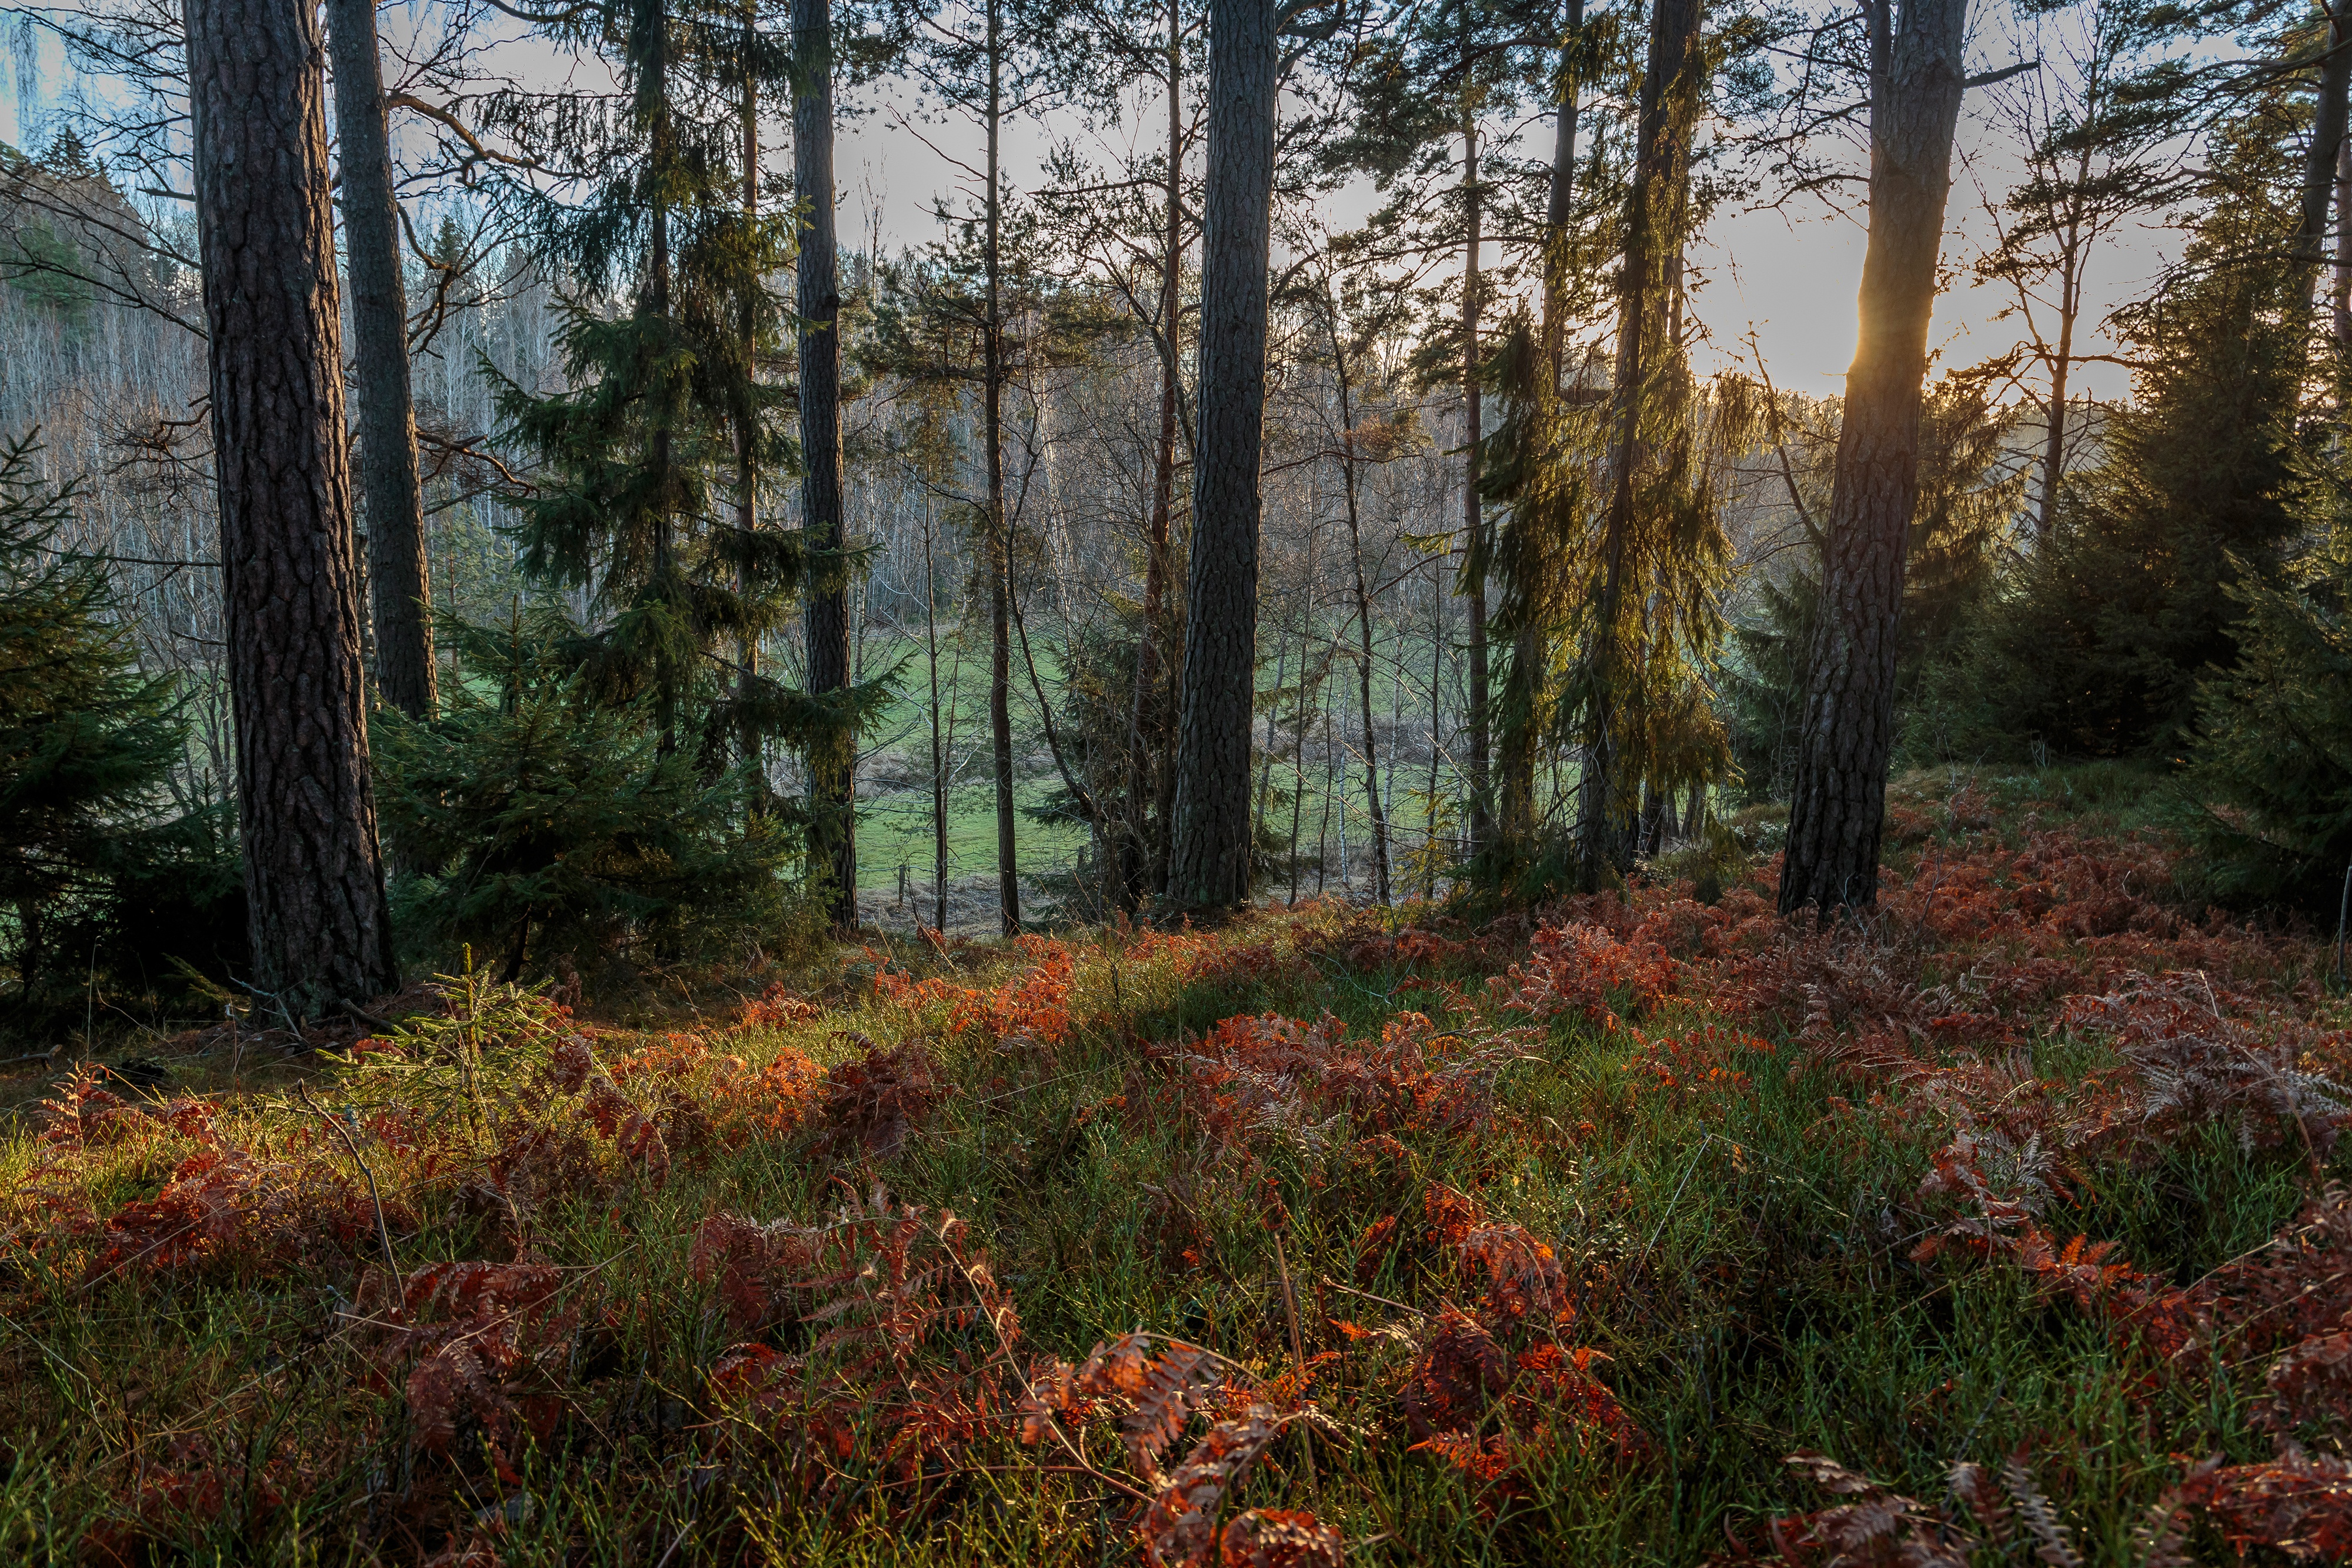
2,3 -> 2197,407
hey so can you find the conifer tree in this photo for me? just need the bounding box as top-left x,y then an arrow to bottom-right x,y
491,0 -> 864,817
0,437 -> 185,1006
187,0 -> 399,1017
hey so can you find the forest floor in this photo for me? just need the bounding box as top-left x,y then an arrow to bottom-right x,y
5,764 -> 2351,1566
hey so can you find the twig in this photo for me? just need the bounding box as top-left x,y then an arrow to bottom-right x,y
295,1081 -> 399,1278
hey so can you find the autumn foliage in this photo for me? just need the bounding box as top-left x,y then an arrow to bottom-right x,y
7,774 -> 2352,1563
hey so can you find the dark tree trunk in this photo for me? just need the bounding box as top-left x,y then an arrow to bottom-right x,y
1500,0 -> 1582,845
736,2 -> 764,808
2295,9 -> 2352,285
1778,0 -> 1967,918
1460,99 -> 1491,854
1124,0 -> 1185,912
983,0 -> 1019,935
1166,0 -> 1275,916
794,0 -> 856,929
1578,0 -> 1699,889
187,0 -> 397,1017
326,0 -> 433,720
1327,307 -> 1391,904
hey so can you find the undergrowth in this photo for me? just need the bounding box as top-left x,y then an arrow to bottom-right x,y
2,769 -> 2349,1566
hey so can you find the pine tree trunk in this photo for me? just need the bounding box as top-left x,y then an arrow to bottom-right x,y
326,0 -> 433,721
793,0 -> 856,928
1460,102 -> 1491,855
1166,0 -> 1274,916
737,4 -> 764,808
983,0 -> 1020,935
188,0 -> 396,1017
1124,0 -> 1185,912
1579,0 -> 1699,889
1778,0 -> 1967,918
1333,327 -> 1391,905
1501,1 -> 1582,845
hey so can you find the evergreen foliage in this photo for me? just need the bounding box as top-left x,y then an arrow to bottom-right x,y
1723,377 -> 2019,801
2179,499 -> 2352,911
375,604 -> 807,980
486,0 -> 855,776
1950,126 -> 2304,760
0,434 -> 228,1009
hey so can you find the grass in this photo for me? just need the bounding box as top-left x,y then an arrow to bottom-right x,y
1,764 -> 2346,1564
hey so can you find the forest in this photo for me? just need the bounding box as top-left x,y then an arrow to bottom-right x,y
6,0 -> 2352,1559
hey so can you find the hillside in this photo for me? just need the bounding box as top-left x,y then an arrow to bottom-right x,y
3,768 -> 2348,1566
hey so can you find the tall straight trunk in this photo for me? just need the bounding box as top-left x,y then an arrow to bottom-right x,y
1166,0 -> 1275,915
1423,561 -> 1444,897
1327,314 -> 1391,903
922,497 -> 949,932
648,6 -> 679,756
736,4 -> 764,805
326,0 -> 433,720
1578,0 -> 1699,888
794,0 -> 855,927
2294,8 -> 2352,302
1500,0 -> 1583,845
1778,0 -> 1967,917
2033,131 -> 2097,543
1255,617 -> 1289,843
2335,134 -> 2352,350
984,0 -> 1020,935
1459,99 -> 1492,854
1124,0 -> 1185,911
187,0 -> 396,1016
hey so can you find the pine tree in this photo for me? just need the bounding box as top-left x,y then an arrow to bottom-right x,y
0,437 -> 187,1007
1960,122 -> 2303,760
1724,377 -> 2019,801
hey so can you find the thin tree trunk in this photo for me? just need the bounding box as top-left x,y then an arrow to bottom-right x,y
1779,0 -> 1967,917
2295,6 -> 2352,299
1460,94 -> 1491,854
1329,314 -> 1391,904
794,0 -> 855,927
923,494 -> 948,934
649,4 -> 678,756
1124,0 -> 1185,912
1167,0 -> 1275,915
1424,559 -> 1444,897
1501,0 -> 1582,846
188,0 -> 397,1016
983,0 -> 1020,934
1578,0 -> 1699,888
326,0 -> 433,721
737,2 -> 764,807
1255,615 -> 1289,843
2334,132 -> 2352,350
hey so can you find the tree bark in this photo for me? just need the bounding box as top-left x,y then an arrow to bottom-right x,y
1501,0 -> 1582,845
737,0 -> 764,807
1124,0 -> 1185,911
794,0 -> 856,928
1459,92 -> 1491,855
1331,313 -> 1391,904
1778,0 -> 1967,918
1165,0 -> 1274,915
187,0 -> 397,1016
983,0 -> 1019,935
2334,133 -> 2352,350
1578,0 -> 1699,888
326,0 -> 433,720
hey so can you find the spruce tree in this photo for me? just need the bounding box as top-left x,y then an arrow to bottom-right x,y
0,437 -> 185,1007
490,0 -> 872,823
